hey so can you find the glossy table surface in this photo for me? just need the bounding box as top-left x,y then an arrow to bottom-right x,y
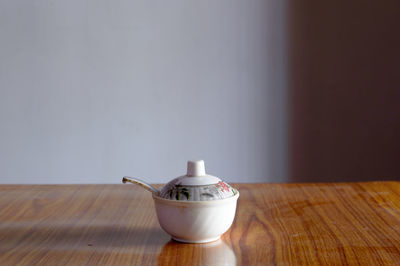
1,182 -> 400,265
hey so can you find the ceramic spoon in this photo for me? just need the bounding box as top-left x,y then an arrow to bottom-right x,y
122,176 -> 159,194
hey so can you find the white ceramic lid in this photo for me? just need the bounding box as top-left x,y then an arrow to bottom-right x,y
173,160 -> 221,186
159,160 -> 236,201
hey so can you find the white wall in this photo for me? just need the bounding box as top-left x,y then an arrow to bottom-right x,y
0,0 -> 287,184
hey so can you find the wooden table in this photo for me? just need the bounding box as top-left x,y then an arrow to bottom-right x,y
1,182 -> 400,265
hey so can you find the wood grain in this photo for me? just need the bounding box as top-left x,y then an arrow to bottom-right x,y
0,183 -> 400,265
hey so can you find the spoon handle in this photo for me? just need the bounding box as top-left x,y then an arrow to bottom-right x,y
122,176 -> 160,194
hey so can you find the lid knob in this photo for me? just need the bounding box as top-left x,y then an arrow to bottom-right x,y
187,160 -> 206,177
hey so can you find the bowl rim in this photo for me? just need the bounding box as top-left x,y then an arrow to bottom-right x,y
152,189 -> 240,206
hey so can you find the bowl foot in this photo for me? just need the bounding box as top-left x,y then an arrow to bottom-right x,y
172,236 -> 221,244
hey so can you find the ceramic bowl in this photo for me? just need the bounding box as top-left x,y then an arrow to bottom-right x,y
153,190 -> 239,243
122,160 -> 239,243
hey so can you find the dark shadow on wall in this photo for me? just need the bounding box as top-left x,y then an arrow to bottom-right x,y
288,0 -> 400,182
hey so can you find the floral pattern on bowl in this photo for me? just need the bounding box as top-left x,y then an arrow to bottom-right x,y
160,181 -> 236,201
